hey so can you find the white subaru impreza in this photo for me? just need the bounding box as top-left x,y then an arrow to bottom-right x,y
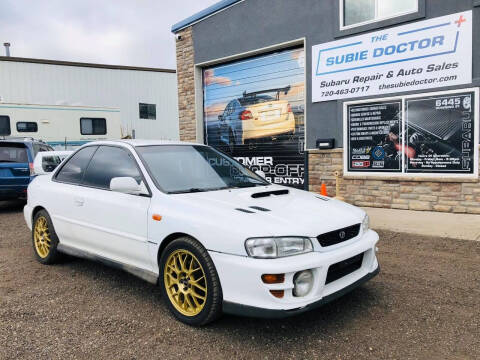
24,140 -> 379,326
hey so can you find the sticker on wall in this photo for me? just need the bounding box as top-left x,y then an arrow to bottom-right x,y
203,47 -> 306,189
312,11 -> 472,102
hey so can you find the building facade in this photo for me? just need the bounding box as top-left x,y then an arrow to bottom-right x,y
0,57 -> 179,140
172,0 -> 480,214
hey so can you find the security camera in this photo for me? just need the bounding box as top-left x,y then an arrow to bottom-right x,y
176,34 -> 182,41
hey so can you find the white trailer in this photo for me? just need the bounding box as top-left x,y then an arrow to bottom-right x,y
0,103 -> 122,149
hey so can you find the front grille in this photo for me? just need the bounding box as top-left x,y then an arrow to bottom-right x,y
325,253 -> 364,284
317,224 -> 361,247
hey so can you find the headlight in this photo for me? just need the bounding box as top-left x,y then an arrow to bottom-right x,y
362,214 -> 369,234
245,237 -> 313,258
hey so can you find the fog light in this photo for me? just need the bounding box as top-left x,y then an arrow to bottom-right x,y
293,270 -> 314,297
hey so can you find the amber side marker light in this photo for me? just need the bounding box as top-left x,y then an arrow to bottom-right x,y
261,274 -> 285,284
269,290 -> 284,298
152,214 -> 162,221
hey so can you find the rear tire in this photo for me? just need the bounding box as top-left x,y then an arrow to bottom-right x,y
32,210 -> 63,264
159,236 -> 223,326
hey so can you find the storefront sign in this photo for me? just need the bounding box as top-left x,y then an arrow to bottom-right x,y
344,89 -> 478,177
312,11 -> 472,102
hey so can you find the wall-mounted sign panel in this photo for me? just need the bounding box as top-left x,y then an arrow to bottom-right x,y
344,89 -> 479,178
347,101 -> 402,172
405,93 -> 475,174
312,11 -> 472,102
203,47 -> 306,189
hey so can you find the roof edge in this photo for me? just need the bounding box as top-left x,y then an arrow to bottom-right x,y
0,56 -> 176,73
171,0 -> 242,33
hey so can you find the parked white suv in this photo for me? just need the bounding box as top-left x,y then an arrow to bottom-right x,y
24,140 -> 379,325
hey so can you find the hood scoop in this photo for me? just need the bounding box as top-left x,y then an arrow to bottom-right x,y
251,189 -> 289,198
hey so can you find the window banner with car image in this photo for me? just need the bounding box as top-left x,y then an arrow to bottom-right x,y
202,47 -> 306,189
345,89 -> 478,176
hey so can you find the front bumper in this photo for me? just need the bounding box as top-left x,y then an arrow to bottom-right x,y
209,229 -> 379,317
224,266 -> 379,318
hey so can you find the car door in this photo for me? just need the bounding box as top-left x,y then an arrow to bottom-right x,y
74,145 -> 152,272
48,145 -> 98,246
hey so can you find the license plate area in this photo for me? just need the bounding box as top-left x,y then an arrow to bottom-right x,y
325,252 -> 364,284
260,110 -> 281,121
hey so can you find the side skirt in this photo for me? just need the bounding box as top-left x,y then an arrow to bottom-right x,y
57,243 -> 159,285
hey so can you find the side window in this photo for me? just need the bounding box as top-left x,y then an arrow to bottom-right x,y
0,116 -> 11,136
55,146 -> 98,184
17,122 -> 38,132
80,118 -> 107,135
82,146 -> 142,190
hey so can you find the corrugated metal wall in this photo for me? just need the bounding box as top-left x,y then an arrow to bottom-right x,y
0,60 -> 179,140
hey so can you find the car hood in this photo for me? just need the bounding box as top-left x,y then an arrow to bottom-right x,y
171,185 -> 365,238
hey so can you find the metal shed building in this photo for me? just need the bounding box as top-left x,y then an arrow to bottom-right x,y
0,56 -> 179,140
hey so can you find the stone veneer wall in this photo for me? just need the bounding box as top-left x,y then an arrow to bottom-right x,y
175,27 -> 196,142
309,149 -> 480,214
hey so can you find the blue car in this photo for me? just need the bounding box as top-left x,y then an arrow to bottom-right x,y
0,138 -> 53,200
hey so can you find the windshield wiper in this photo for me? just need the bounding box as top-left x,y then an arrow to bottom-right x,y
169,186 -> 229,194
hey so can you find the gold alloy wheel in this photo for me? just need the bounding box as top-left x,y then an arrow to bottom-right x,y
33,216 -> 51,258
164,249 -> 207,316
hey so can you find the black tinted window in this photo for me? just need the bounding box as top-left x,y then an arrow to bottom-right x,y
0,116 -> 11,136
55,146 -> 97,184
80,118 -> 106,135
139,103 -> 156,120
17,122 -> 38,132
0,143 -> 28,163
82,146 -> 141,189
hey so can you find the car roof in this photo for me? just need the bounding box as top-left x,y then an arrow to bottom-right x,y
0,138 -> 45,145
85,139 -> 204,147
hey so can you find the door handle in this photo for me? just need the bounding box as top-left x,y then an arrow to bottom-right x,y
74,197 -> 84,206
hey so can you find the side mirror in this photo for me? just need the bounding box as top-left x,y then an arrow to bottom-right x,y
218,115 -> 224,121
255,170 -> 266,179
110,177 -> 144,195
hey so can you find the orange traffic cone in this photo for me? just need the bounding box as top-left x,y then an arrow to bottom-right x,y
320,183 -> 327,196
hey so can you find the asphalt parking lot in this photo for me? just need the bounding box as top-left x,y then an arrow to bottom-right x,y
0,200 -> 479,360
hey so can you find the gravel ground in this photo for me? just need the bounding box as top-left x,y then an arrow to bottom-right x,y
0,199 -> 479,360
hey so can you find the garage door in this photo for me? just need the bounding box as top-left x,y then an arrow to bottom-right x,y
202,47 -> 306,189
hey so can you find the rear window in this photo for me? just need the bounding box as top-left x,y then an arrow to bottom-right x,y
238,95 -> 274,106
80,118 -> 107,135
55,146 -> 98,184
0,143 -> 28,163
17,122 -> 38,132
0,116 -> 11,136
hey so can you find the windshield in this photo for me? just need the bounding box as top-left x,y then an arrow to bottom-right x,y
136,145 -> 269,194
0,143 -> 28,163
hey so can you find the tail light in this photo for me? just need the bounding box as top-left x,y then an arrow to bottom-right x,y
287,104 -> 292,113
240,110 -> 253,121
29,163 -> 35,176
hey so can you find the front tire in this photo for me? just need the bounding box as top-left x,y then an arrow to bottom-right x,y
159,237 -> 223,326
32,210 -> 62,264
